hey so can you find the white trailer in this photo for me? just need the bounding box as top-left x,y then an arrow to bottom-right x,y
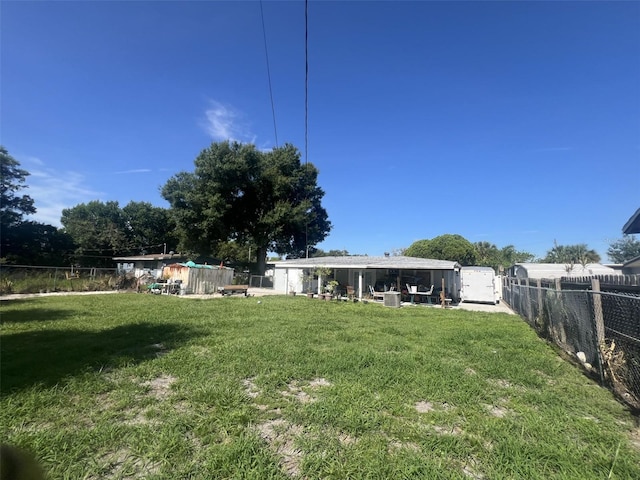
460,266 -> 497,304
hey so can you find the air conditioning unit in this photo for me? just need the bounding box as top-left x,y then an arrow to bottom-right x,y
383,291 -> 401,308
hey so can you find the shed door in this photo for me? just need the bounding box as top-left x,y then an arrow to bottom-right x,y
461,271 -> 496,304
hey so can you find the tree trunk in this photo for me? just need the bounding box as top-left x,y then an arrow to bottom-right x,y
256,245 -> 268,276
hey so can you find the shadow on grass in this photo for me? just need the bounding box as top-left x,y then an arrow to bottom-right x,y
0,306 -> 78,324
0,322 -> 195,395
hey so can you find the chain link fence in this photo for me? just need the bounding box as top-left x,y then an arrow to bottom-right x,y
0,265 -> 121,294
503,277 -> 640,410
249,274 -> 273,288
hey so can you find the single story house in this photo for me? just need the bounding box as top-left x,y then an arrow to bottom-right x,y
509,263 -> 620,281
272,255 -> 462,301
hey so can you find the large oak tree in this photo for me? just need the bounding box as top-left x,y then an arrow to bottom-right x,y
405,234 -> 477,266
161,141 -> 331,274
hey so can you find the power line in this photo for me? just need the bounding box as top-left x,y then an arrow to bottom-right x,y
304,0 -> 309,166
260,0 -> 279,147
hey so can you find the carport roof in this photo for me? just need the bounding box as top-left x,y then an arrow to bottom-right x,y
272,255 -> 460,270
623,208 -> 640,234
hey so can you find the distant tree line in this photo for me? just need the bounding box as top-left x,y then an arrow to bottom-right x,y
1,143 -> 331,274
2,143 -> 638,272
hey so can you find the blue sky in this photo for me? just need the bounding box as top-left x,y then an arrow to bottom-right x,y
2,1 -> 639,261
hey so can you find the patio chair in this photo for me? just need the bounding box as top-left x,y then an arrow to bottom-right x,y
346,285 -> 356,300
420,284 -> 435,304
368,285 -> 385,301
406,284 -> 418,303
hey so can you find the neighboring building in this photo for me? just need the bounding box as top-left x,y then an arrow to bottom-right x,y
272,255 -> 461,301
113,253 -> 219,280
622,255 -> 640,275
162,261 -> 233,294
509,263 -> 620,280
621,208 -> 640,274
623,207 -> 640,235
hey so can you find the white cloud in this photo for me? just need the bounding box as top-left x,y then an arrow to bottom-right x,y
22,165 -> 102,227
202,100 -> 255,143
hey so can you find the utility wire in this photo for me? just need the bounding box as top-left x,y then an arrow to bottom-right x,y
304,0 -> 309,166
260,0 -> 279,147
304,0 -> 309,258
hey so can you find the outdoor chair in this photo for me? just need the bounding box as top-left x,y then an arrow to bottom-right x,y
368,285 -> 385,301
346,285 -> 356,300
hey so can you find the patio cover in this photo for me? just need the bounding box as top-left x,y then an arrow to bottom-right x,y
623,208 -> 640,235
272,255 -> 460,270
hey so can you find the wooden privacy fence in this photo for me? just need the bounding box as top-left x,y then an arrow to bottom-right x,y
162,264 -> 234,295
503,275 -> 640,410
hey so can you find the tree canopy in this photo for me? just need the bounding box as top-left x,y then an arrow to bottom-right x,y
405,235 -> 535,270
61,200 -> 178,266
0,147 -> 73,265
161,141 -> 331,274
0,146 -> 35,228
607,235 -> 640,263
474,242 -> 535,272
405,234 -> 477,265
542,242 -> 601,265
403,240 -> 432,259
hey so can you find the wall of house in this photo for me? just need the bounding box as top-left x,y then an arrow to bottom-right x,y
273,267 -> 305,293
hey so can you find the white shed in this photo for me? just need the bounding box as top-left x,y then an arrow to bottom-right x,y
460,266 -> 497,304
510,263 -> 619,280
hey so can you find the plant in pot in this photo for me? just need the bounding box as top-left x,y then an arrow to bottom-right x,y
302,270 -> 315,298
324,280 -> 339,299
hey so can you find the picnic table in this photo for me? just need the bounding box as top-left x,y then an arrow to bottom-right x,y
217,285 -> 249,296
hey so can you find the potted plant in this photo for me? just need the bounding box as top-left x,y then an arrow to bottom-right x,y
324,280 -> 339,300
302,270 -> 315,298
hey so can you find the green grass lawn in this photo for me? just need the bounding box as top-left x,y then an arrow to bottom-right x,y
2,294 -> 639,479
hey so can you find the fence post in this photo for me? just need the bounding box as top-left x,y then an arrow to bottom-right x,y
591,278 -> 606,384
524,278 -> 532,322
536,279 -> 543,326
536,279 -> 542,306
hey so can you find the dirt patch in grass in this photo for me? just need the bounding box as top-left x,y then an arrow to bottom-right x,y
461,456 -> 485,479
415,400 -> 453,413
91,448 -> 161,480
484,404 -> 509,418
243,377 -> 261,398
415,401 -> 435,413
141,374 -> 176,399
630,427 -> 640,451
281,378 -> 332,404
432,424 -> 464,436
388,439 -> 420,452
256,418 -> 304,477
246,377 -> 339,476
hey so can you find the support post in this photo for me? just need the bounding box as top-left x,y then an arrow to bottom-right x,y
524,278 -> 532,321
591,278 -> 606,384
